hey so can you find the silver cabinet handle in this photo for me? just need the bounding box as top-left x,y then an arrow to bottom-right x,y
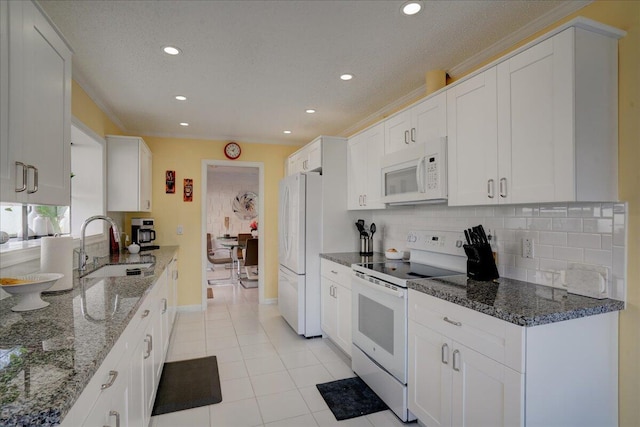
162,298 -> 168,314
106,410 -> 120,427
453,349 -> 461,372
410,127 -> 416,142
100,370 -> 118,390
358,195 -> 362,206
443,317 -> 462,327
404,130 -> 409,144
15,162 -> 27,192
144,334 -> 152,359
330,270 -> 338,275
141,309 -> 150,318
441,343 -> 449,365
499,177 -> 507,198
26,165 -> 38,194
363,194 -> 367,206
487,179 -> 495,199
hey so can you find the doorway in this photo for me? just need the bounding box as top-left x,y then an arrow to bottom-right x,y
201,160 -> 265,308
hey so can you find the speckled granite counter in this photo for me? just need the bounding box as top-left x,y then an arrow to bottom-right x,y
0,246 -> 178,426
409,275 -> 624,327
320,252 -> 388,267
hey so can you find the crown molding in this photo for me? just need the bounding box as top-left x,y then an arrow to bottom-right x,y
138,131 -> 305,146
448,0 -> 592,78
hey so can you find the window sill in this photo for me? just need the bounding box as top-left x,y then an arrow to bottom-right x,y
0,234 -> 105,269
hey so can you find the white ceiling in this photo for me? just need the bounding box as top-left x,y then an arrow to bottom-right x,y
40,0 -> 588,146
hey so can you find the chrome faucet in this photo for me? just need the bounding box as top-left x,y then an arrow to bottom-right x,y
78,215 -> 120,272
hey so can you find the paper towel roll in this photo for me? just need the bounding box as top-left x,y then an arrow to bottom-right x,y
40,236 -> 73,292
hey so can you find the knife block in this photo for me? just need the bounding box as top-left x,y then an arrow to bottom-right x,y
463,243 -> 499,281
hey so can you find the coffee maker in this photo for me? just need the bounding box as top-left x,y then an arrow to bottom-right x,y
131,218 -> 159,250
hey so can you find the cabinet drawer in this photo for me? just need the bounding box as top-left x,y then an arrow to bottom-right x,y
408,289 -> 524,372
320,259 -> 352,290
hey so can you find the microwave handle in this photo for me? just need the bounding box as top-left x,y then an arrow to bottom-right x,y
417,156 -> 427,193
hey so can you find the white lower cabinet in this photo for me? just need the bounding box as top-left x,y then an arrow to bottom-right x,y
408,320 -> 522,427
63,259 -> 176,427
408,289 -> 619,427
320,259 -> 352,356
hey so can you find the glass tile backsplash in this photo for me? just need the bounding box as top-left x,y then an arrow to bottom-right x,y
372,202 -> 627,301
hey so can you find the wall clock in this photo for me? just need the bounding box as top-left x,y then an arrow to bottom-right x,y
224,142 -> 241,160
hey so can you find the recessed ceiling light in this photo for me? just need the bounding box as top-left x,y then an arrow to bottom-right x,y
401,1 -> 422,15
163,46 -> 181,55
340,73 -> 354,81
283,130 -> 292,134
175,95 -> 187,101
179,122 -> 189,127
306,109 -> 316,114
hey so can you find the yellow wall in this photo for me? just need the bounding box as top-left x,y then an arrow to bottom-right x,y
71,80 -> 123,137
137,137 -> 298,305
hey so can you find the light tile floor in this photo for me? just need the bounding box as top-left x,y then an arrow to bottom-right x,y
150,280 -> 407,427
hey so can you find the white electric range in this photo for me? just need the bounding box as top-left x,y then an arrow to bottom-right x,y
350,230 -> 467,422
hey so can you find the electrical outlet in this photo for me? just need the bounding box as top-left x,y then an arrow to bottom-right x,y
522,238 -> 534,258
177,225 -> 183,235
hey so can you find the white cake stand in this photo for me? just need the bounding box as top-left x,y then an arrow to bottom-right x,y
2,273 -> 64,312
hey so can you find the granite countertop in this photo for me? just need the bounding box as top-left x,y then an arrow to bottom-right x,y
0,246 -> 178,427
409,275 -> 625,327
320,252 -> 389,267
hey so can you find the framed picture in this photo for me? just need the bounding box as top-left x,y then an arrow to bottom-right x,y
166,170 -> 176,193
184,178 -> 193,202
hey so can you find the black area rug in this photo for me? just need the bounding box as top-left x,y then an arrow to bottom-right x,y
152,355 -> 222,416
316,377 -> 388,421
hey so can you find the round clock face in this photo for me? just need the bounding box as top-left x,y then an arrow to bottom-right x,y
224,142 -> 241,159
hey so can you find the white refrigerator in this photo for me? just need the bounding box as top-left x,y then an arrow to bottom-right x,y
278,172 -> 322,337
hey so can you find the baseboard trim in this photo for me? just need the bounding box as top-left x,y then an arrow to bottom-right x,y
177,304 -> 203,313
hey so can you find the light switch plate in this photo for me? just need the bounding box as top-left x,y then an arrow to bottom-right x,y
177,225 -> 183,235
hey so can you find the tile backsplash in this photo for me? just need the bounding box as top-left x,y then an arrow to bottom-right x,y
372,202 -> 627,301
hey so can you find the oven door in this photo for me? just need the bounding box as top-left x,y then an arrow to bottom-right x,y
352,272 -> 407,384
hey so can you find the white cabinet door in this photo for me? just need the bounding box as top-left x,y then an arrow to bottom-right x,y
408,319 -> 452,427
497,30 -> 574,204
334,282 -> 352,357
107,136 -> 152,212
83,363 -> 129,427
305,138 -> 322,172
413,92 -> 447,146
384,110 -> 412,153
451,342 -> 523,427
320,278 -> 337,339
0,0 -> 71,205
347,123 -> 385,210
447,68 -> 498,206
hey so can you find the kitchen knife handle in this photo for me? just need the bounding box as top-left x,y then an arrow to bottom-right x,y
487,179 -> 495,199
441,343 -> 449,364
404,130 -> 409,144
499,177 -> 507,198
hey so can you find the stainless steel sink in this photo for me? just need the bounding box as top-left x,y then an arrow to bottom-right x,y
84,263 -> 153,278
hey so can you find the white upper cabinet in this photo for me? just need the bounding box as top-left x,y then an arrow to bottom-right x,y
347,123 -> 385,210
286,136 -> 323,175
385,92 -> 447,154
448,23 -> 622,206
0,0 -> 72,206
107,135 -> 152,212
447,68 -> 498,206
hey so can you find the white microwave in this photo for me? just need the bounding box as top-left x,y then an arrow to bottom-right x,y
380,137 -> 447,205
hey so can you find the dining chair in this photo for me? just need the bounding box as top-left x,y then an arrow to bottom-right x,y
236,233 -> 252,262
240,238 -> 258,288
207,233 -> 232,281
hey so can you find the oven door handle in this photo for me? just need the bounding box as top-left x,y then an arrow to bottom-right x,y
353,275 -> 405,298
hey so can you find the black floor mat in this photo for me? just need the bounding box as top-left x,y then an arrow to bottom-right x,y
316,376 -> 388,421
152,355 -> 222,416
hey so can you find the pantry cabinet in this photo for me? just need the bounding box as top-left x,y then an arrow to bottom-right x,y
347,123 -> 385,210
0,0 -> 72,206
107,136 -> 152,212
448,24 -> 622,206
408,289 -> 619,427
385,92 -> 447,154
320,259 -> 352,356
